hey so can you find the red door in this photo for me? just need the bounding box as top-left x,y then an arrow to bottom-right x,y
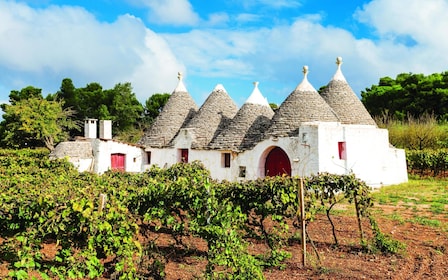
181,149 -> 189,163
111,153 -> 126,171
265,147 -> 291,177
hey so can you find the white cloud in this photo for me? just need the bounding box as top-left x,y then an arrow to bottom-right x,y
354,0 -> 448,73
234,13 -> 262,24
205,12 -> 229,27
140,0 -> 200,26
0,1 -> 184,101
162,0 -> 448,100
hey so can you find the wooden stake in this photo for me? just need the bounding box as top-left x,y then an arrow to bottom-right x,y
299,178 -> 306,267
98,193 -> 107,213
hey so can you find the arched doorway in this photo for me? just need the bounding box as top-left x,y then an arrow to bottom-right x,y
264,147 -> 291,177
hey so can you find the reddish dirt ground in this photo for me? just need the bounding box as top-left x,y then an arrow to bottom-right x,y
1,204 -> 447,279
159,205 -> 448,280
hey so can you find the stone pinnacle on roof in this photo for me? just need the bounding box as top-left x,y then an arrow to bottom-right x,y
185,83 -> 238,149
332,56 -> 346,81
175,72 -> 187,92
245,81 -> 270,106
320,57 -> 376,126
295,66 -> 317,92
138,72 -> 198,147
209,82 -> 274,151
266,65 -> 339,137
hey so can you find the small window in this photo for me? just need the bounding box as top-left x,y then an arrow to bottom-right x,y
180,149 -> 189,163
146,152 -> 151,165
238,166 -> 246,178
338,142 -> 347,160
222,153 -> 231,168
133,157 -> 137,163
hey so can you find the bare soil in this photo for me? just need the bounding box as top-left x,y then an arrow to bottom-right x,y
159,204 -> 448,280
1,204 -> 447,279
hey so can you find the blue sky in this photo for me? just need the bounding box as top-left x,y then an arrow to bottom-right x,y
1,0 -> 447,107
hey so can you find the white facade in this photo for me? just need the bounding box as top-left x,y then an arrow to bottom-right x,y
90,139 -> 147,174
145,121 -> 407,187
54,59 -> 408,187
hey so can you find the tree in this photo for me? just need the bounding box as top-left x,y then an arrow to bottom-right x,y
143,93 -> 170,126
269,103 -> 278,112
57,79 -> 144,139
8,86 -> 43,104
107,82 -> 144,132
361,71 -> 448,120
1,96 -> 79,151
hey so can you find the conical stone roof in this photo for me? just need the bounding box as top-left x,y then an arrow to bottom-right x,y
266,66 -> 339,137
185,84 -> 238,149
320,57 -> 376,126
138,72 -> 198,147
209,82 -> 274,151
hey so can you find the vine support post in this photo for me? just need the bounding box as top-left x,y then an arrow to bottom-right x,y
98,193 -> 107,213
298,177 -> 306,267
354,195 -> 365,244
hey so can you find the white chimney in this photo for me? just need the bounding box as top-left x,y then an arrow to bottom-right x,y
84,119 -> 98,138
99,120 -> 112,140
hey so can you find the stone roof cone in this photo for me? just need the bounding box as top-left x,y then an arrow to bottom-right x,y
185,84 -> 238,149
320,57 -> 376,126
209,82 -> 274,151
266,66 -> 339,137
138,72 -> 198,147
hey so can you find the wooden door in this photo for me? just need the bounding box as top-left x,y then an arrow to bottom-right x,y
265,147 -> 291,177
111,153 -> 126,171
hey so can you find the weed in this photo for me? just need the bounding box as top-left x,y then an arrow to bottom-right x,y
387,213 -> 405,224
430,202 -> 445,215
409,216 -> 441,227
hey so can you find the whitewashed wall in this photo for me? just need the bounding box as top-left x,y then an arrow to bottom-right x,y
312,122 -> 408,187
143,122 -> 407,187
91,139 -> 146,173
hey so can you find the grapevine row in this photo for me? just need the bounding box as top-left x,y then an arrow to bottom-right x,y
0,149 -> 395,279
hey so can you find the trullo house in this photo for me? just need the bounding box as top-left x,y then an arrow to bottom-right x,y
51,57 -> 408,187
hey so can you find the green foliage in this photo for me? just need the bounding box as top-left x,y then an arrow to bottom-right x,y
57,79 -> 144,139
305,173 -> 373,246
0,97 -> 79,150
0,150 -> 390,279
406,149 -> 448,176
143,93 -> 170,126
377,114 -> 448,150
361,71 -> 448,121
368,217 -> 406,255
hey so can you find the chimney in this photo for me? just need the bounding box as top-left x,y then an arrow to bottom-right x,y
84,119 -> 98,138
99,120 -> 112,140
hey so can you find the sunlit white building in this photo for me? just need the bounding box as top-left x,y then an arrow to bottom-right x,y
52,58 -> 408,187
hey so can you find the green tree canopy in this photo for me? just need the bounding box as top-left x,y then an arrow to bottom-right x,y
57,79 -> 143,137
1,96 -> 79,150
143,93 -> 170,126
7,86 -> 43,104
361,71 -> 448,120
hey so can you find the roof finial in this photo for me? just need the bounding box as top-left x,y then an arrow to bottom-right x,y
174,71 -> 187,92
295,65 -> 316,91
336,56 -> 343,66
246,81 -> 270,106
332,56 -> 346,81
302,65 -> 309,76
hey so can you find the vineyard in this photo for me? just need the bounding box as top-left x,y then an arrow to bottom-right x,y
0,149 -> 422,279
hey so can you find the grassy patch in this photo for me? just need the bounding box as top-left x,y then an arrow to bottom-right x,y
372,178 -> 447,231
409,216 -> 441,227
385,213 -> 405,224
372,179 -> 448,209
